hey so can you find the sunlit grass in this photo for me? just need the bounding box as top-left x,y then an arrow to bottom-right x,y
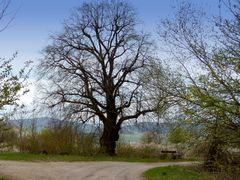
144,166 -> 213,180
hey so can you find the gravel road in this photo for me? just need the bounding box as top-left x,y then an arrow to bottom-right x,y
0,160 -> 197,180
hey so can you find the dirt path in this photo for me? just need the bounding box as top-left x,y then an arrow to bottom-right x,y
0,160 -> 197,180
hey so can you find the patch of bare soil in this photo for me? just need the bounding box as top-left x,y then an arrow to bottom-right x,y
0,160 -> 196,180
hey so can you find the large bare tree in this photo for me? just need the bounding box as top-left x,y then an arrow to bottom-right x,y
39,0 -> 157,155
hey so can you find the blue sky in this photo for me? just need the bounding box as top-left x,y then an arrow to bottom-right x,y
0,0 -> 220,105
0,0 -> 220,66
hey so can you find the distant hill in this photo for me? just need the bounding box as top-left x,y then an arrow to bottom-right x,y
10,117 -> 53,131
120,122 -> 173,136
9,118 -> 173,136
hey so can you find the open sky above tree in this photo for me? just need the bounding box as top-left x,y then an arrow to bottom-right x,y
0,0 -> 220,106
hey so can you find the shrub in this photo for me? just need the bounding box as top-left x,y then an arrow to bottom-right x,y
16,120 -> 99,156
116,142 -> 137,157
0,124 -> 17,151
75,132 -> 98,155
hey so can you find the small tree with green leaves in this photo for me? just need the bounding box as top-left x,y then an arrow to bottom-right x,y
0,0 -> 31,149
168,125 -> 191,144
157,0 -> 240,171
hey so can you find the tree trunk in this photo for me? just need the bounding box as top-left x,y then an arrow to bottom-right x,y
99,122 -> 120,156
204,139 -> 222,172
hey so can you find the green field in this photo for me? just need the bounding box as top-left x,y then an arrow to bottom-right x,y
144,166 -> 210,180
119,133 -> 143,143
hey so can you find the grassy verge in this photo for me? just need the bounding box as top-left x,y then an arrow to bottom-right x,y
0,152 -> 193,162
144,166 -> 211,180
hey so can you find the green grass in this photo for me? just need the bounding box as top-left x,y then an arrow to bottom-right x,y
0,152 -> 192,162
120,133 -> 143,143
144,166 -> 211,180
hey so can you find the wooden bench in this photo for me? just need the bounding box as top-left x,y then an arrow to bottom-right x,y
161,150 -> 177,154
161,150 -> 180,159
